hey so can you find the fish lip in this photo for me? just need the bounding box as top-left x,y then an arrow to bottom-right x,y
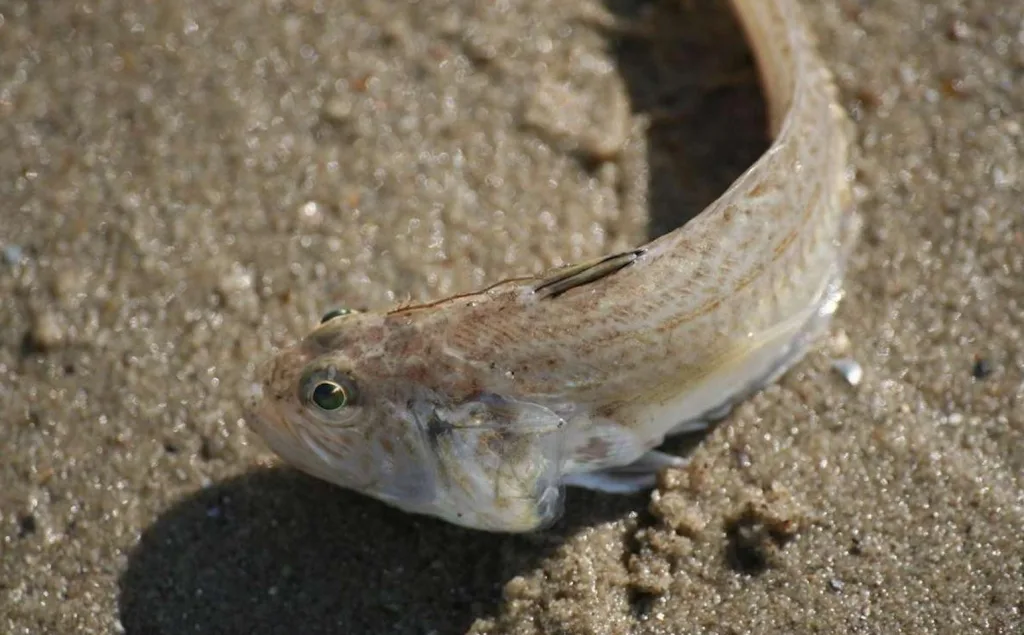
245,353 -> 304,442
242,382 -> 288,443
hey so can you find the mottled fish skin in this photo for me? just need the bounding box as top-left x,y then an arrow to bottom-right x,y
247,0 -> 859,532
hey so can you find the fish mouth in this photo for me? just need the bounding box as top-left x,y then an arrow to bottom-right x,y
242,379 -> 293,451
244,380 -> 366,489
244,346 -> 315,452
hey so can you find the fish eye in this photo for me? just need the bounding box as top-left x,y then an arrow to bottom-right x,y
311,380 -> 351,410
319,308 -> 357,324
301,368 -> 360,413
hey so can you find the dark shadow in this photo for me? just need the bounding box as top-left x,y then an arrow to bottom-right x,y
119,2 -> 765,634
602,0 -> 768,239
118,467 -> 644,635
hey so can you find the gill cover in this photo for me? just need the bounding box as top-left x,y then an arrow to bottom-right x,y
414,393 -> 568,532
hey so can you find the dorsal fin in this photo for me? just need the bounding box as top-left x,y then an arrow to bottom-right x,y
533,249 -> 644,300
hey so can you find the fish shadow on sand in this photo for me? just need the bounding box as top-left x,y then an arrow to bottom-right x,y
117,467 -> 647,635
119,2 -> 764,633
600,0 -> 767,239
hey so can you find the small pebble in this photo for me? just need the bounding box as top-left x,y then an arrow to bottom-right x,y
828,329 -> 852,355
971,357 -> 992,380
3,244 -> 24,266
297,200 -> 325,227
216,265 -> 258,312
831,358 -> 863,386
322,98 -> 353,123
18,513 -> 37,538
28,311 -> 65,351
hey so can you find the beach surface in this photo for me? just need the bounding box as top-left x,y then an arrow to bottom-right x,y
1,0 -> 1022,633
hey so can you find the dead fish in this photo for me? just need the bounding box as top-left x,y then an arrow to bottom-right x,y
246,0 -> 860,532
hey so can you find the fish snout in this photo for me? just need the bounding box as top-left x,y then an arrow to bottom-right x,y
245,344 -> 316,441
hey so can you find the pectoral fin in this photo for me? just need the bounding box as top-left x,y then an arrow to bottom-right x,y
533,249 -> 644,299
415,393 -> 569,531
564,451 -> 688,494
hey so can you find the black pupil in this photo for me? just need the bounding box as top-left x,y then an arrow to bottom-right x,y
312,382 -> 347,410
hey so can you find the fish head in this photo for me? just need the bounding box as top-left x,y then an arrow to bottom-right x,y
246,308 -> 568,532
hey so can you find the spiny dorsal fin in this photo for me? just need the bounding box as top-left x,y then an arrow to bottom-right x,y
533,249 -> 644,300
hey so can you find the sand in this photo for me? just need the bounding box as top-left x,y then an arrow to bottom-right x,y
1,0 -> 1022,633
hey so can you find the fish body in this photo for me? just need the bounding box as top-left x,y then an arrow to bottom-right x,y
248,0 -> 859,532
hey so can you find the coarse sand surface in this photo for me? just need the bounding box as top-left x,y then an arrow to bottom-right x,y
2,1 -> 1022,633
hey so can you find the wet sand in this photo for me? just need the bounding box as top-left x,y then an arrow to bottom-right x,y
2,0 -> 1022,633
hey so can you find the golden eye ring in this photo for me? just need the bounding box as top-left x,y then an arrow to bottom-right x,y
311,380 -> 350,410
300,367 -> 360,414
